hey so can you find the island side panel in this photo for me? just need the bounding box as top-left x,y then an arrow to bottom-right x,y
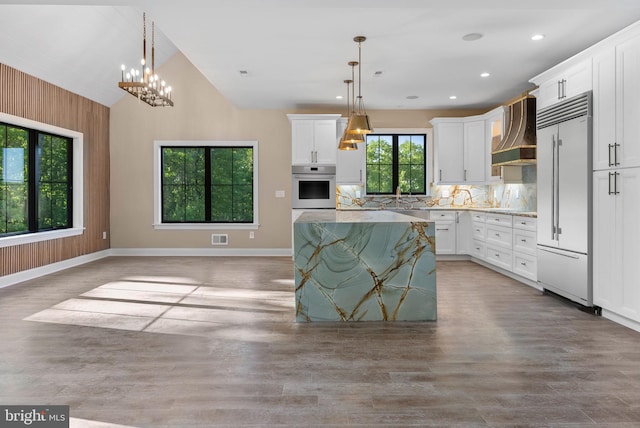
294,220 -> 436,322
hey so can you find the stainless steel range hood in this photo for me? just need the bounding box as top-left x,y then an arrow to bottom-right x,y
491,96 -> 537,166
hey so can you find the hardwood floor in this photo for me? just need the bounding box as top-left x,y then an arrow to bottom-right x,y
1,257 -> 640,427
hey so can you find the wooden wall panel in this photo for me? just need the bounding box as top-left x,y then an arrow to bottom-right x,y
0,63 -> 110,277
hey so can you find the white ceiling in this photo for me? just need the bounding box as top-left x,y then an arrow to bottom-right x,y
2,0 -> 640,110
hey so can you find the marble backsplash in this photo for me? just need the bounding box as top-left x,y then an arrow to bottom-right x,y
337,166 -> 537,212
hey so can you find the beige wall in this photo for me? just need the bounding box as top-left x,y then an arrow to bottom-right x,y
110,52 -> 487,250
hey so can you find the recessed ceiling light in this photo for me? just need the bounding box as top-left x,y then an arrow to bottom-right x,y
531,34 -> 545,41
336,95 -> 343,99
462,33 -> 483,42
481,72 -> 490,78
449,95 -> 457,100
406,95 -> 419,100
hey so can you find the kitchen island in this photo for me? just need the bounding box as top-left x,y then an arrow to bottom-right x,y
293,210 -> 436,322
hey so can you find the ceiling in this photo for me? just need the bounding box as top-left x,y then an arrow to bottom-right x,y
2,0 -> 640,111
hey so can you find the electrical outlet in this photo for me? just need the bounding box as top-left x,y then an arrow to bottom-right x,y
102,231 -> 107,240
249,231 -> 255,239
275,190 -> 285,198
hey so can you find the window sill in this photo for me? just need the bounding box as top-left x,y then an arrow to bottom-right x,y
0,227 -> 85,248
153,223 -> 259,230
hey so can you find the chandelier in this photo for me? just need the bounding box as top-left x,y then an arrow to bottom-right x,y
119,12 -> 173,107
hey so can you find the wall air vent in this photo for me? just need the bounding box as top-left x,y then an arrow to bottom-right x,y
211,234 -> 228,246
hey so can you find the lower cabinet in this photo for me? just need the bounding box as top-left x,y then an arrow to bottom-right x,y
466,212 -> 537,283
431,211 -> 457,254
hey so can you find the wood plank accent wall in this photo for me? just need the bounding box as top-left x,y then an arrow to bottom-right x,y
0,63 -> 110,277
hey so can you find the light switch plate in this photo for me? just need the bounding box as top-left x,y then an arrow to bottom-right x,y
275,190 -> 285,198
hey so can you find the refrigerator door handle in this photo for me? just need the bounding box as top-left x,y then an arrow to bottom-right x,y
614,171 -> 620,195
554,137 -> 562,238
538,247 -> 581,260
608,144 -> 613,167
608,171 -> 613,195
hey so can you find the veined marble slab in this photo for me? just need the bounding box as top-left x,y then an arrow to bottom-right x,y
294,211 -> 437,322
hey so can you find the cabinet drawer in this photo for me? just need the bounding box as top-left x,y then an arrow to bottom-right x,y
513,229 -> 536,255
486,213 -> 513,227
472,223 -> 486,240
513,251 -> 537,281
430,211 -> 456,221
513,216 -> 537,232
471,240 -> 486,259
471,212 -> 486,223
485,225 -> 512,248
486,245 -> 513,271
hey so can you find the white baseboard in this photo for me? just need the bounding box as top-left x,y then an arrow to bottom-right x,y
0,249 -> 111,289
601,309 -> 640,333
109,248 -> 292,257
470,257 -> 542,291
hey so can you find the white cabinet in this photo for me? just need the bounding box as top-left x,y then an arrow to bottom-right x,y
431,117 -> 486,184
336,118 -> 365,184
534,59 -> 592,110
512,215 -> 537,281
463,120 -> 486,183
287,114 -> 341,165
484,213 -> 514,273
484,106 -> 506,182
470,212 -> 487,260
455,211 -> 471,255
593,168 -> 640,322
430,211 -> 457,255
593,33 -> 640,171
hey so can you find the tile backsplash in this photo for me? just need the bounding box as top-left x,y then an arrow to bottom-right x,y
337,165 -> 537,212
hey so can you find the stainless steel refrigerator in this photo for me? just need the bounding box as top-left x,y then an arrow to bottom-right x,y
536,91 -> 593,307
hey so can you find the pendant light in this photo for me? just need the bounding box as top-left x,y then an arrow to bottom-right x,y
338,78 -> 359,150
339,61 -> 364,149
345,36 -> 372,135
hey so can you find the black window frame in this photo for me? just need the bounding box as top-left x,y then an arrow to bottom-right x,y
160,145 -> 255,224
0,121 -> 73,237
365,133 -> 427,195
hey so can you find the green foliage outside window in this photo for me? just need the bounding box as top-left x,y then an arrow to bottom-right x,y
161,146 -> 254,223
0,123 -> 71,237
366,134 -> 426,194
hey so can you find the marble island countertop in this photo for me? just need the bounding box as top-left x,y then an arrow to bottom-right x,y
337,207 -> 537,218
295,210 -> 432,224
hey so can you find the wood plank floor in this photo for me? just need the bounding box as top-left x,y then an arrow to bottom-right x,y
1,257 -> 640,427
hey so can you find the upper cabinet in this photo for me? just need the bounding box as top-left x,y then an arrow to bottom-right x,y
335,118 -> 366,184
287,114 -> 341,165
431,116 -> 487,185
593,32 -> 640,171
533,59 -> 593,110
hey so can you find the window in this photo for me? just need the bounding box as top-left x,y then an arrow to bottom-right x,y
366,134 -> 426,194
0,122 -> 72,237
154,141 -> 259,229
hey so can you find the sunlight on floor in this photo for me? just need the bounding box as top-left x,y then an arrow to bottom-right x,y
24,276 -> 295,341
70,417 -> 139,428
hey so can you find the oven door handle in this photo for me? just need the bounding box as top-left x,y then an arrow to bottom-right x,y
293,175 -> 334,179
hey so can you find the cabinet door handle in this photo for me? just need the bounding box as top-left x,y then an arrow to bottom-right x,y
359,169 -> 362,181
520,222 -> 527,225
495,253 -> 500,258
439,169 -> 442,181
557,80 -> 562,100
521,262 -> 527,266
608,171 -> 613,195
436,228 -> 449,231
614,142 -> 620,166
521,239 -> 527,243
464,169 -> 467,181
614,171 -> 620,195
608,144 -> 613,167
495,233 -> 500,237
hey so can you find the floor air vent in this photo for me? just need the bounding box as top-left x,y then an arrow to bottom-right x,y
211,234 -> 228,246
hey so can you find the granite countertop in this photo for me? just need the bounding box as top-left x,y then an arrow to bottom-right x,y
295,210 -> 431,224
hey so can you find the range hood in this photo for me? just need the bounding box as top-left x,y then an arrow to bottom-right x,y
491,96 -> 537,166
